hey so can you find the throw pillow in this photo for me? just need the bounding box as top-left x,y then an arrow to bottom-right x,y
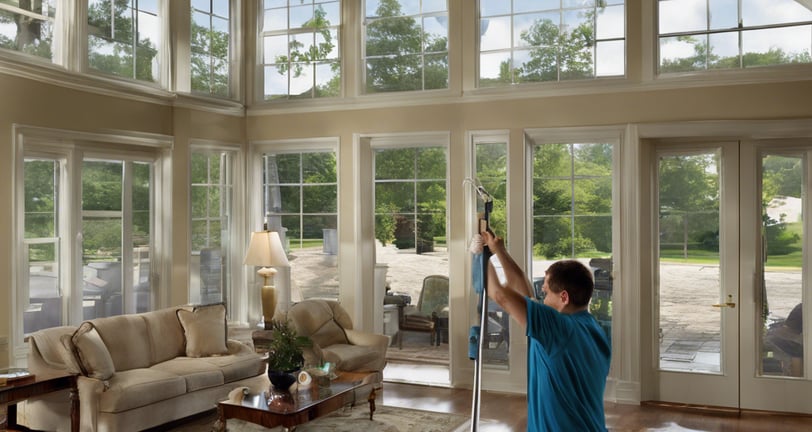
71,323 -> 116,380
177,303 -> 228,358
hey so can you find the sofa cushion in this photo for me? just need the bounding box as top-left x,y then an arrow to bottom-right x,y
198,353 -> 264,383
322,344 -> 380,372
150,358 -> 225,392
71,323 -> 115,380
177,303 -> 228,358
90,314 -> 152,371
99,368 -> 187,413
142,307 -> 186,364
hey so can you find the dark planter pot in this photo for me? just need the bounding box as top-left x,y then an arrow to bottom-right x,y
268,369 -> 298,391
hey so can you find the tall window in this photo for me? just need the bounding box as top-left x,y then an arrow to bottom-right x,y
190,148 -> 235,306
473,134 -> 509,366
478,0 -> 625,87
23,158 -> 62,334
191,0 -> 231,97
658,0 -> 812,73
261,150 -> 338,300
20,141 -> 163,338
363,0 -> 449,93
374,144 -> 448,331
260,0 -> 341,100
531,141 -> 614,340
0,0 -> 58,61
87,0 -> 162,83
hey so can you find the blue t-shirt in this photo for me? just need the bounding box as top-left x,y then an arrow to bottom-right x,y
525,297 -> 611,432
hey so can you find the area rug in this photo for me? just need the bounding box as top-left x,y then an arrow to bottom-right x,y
172,405 -> 470,432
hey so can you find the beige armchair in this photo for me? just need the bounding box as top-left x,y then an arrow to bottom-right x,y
286,299 -> 388,374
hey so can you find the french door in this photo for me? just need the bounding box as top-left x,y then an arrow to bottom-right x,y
652,139 -> 812,413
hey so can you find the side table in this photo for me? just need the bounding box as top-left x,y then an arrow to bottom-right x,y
0,371 -> 78,432
252,329 -> 274,354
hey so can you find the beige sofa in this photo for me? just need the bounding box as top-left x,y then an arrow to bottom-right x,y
23,303 -> 267,432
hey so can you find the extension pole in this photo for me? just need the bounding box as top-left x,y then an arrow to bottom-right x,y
470,200 -> 492,432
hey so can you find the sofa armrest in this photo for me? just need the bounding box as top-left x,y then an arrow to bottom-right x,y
226,339 -> 254,356
77,375 -> 106,432
344,329 -> 389,370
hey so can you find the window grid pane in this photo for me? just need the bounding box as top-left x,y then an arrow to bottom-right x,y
658,0 -> 812,73
190,150 -> 234,306
479,0 -> 625,87
531,142 -> 614,343
88,0 -> 162,83
192,0 -> 231,97
262,150 -> 339,300
0,1 -> 57,61
261,1 -> 342,100
364,1 -> 449,93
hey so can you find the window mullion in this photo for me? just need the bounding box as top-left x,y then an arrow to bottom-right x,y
122,160 -> 134,314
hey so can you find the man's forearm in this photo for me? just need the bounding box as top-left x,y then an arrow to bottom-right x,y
487,262 -> 528,327
491,249 -> 533,298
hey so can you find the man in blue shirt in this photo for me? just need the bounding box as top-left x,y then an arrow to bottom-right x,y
482,230 -> 611,431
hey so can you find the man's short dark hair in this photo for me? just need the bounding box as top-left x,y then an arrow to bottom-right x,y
546,260 -> 594,307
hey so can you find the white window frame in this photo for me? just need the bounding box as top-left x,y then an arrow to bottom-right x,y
247,137 -> 340,324
256,0 -> 343,102
361,0 -> 450,94
188,140 -> 244,320
11,125 -> 172,364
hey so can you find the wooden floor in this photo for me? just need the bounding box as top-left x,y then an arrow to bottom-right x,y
383,381 -> 812,431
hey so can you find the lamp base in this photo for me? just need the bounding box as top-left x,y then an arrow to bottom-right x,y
261,285 -> 277,329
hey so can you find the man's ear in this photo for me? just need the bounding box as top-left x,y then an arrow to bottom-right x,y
559,290 -> 570,305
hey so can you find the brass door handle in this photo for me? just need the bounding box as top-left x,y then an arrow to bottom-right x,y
712,294 -> 736,308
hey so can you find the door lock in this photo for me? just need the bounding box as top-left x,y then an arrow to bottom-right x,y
712,294 -> 736,308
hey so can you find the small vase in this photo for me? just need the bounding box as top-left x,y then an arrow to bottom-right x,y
268,369 -> 298,391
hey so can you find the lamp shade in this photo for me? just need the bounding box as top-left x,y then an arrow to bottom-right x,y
244,231 -> 289,267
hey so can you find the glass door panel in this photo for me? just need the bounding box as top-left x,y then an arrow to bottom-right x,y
740,141 -> 812,414
658,152 -> 722,373
760,153 -> 804,378
653,142 -> 739,408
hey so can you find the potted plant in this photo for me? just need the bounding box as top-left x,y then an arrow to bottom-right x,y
266,319 -> 311,390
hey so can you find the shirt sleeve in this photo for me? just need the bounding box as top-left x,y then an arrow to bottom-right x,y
525,297 -> 573,355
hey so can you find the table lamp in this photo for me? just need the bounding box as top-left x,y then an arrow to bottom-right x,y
244,228 -> 289,329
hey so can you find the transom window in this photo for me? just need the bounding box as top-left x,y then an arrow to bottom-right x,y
478,0 -> 626,87
363,0 -> 449,93
87,0 -> 162,82
260,0 -> 341,100
658,0 -> 812,72
0,0 -> 58,61
191,0 -> 231,97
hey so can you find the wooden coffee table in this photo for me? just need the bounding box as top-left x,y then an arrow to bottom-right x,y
0,370 -> 78,432
216,371 -> 378,431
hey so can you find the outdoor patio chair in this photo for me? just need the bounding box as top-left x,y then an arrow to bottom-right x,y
397,274 -> 449,348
